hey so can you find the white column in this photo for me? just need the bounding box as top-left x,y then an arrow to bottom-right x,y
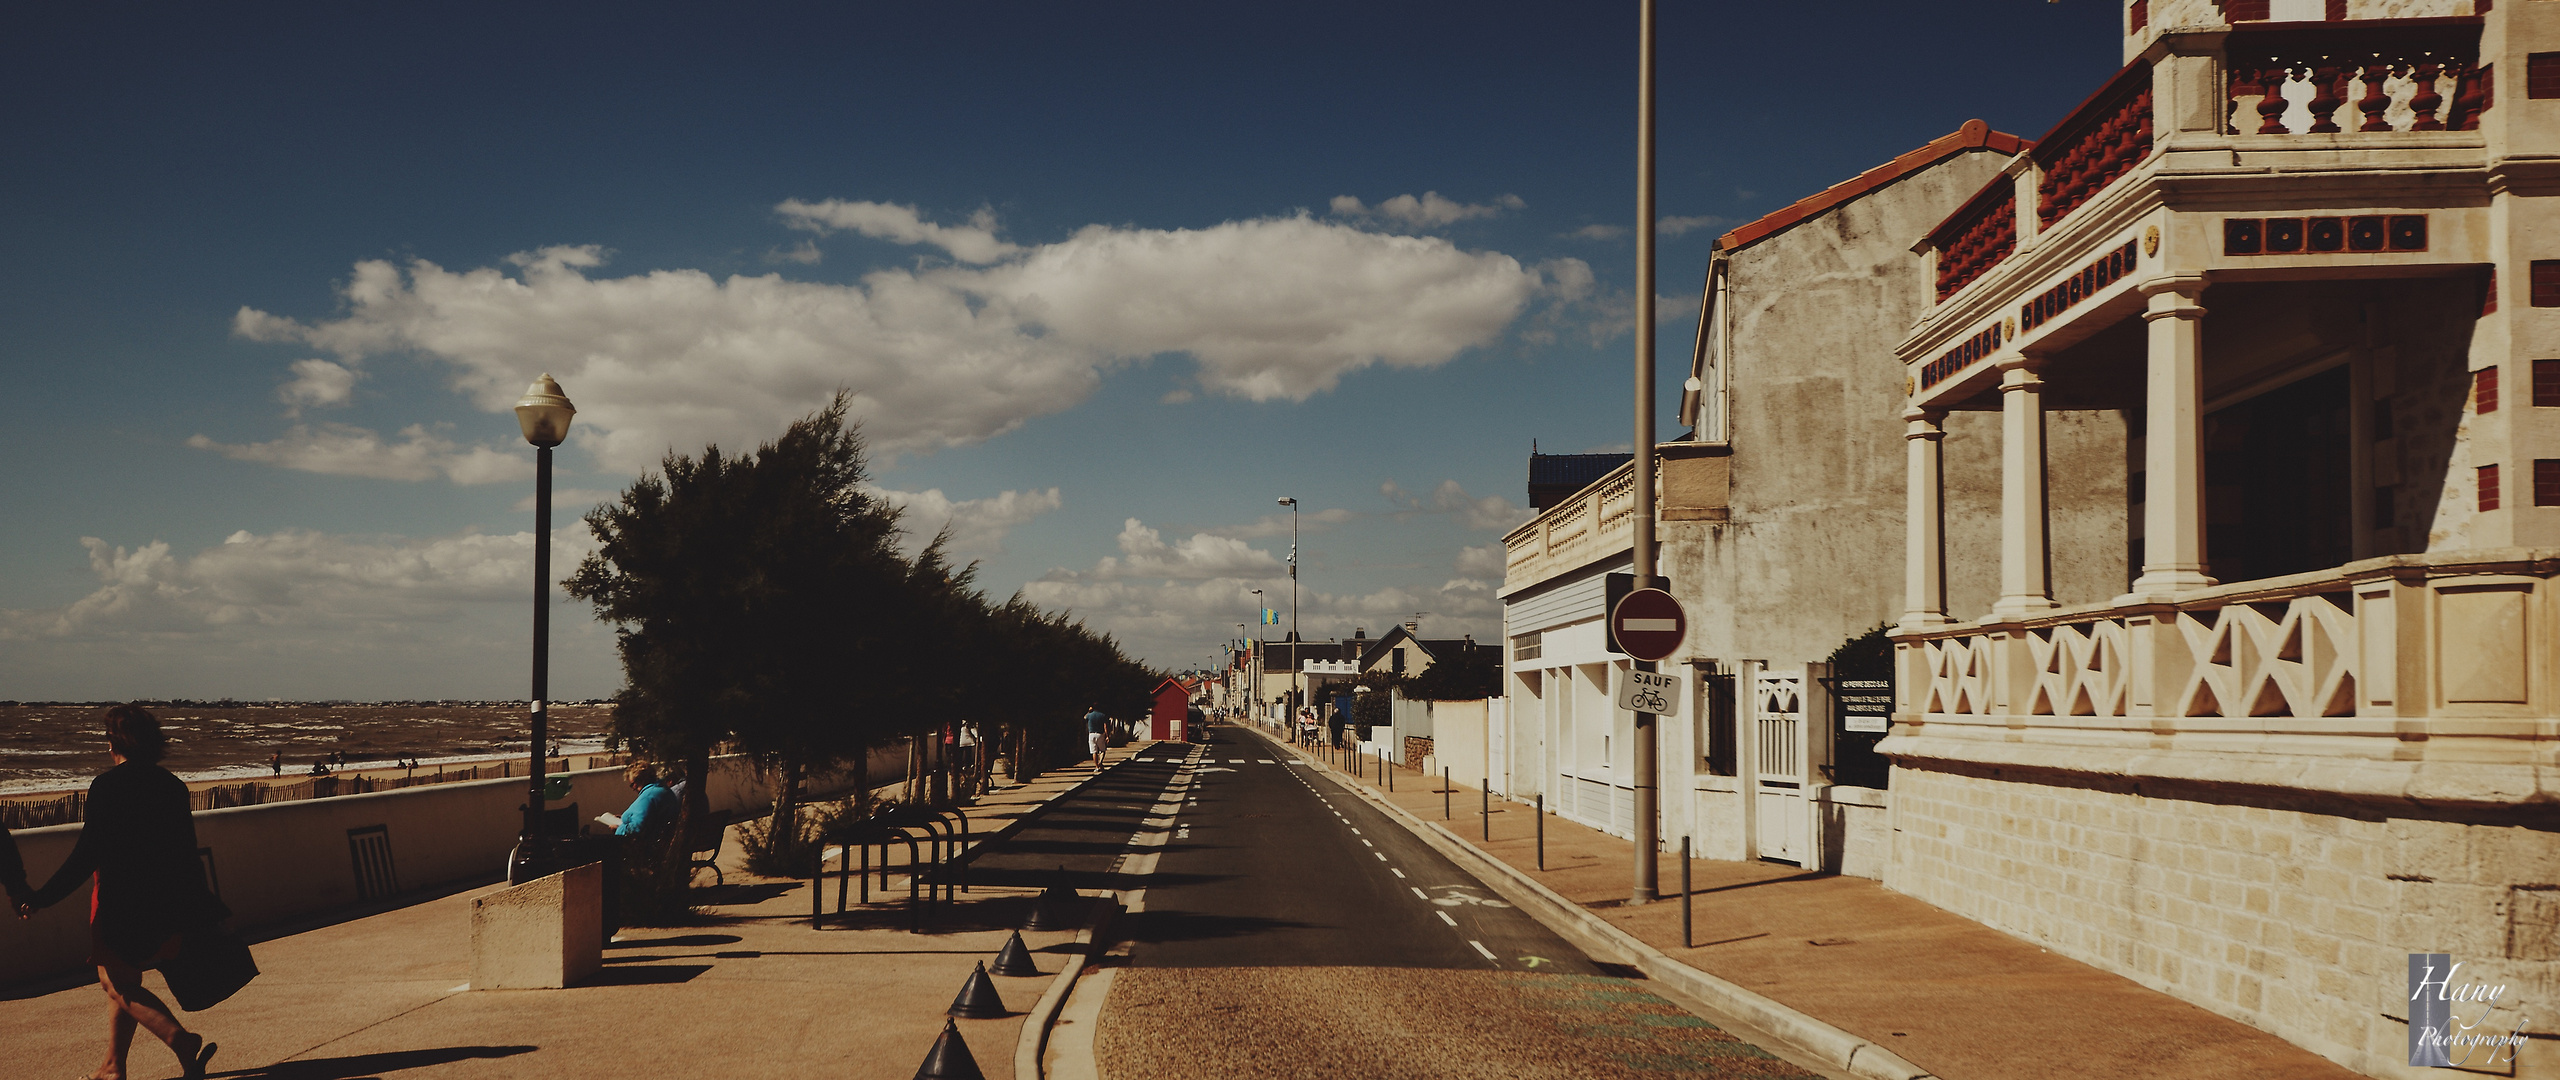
2132,277 -> 2217,596
1993,358 -> 2057,620
1901,407 -> 1951,630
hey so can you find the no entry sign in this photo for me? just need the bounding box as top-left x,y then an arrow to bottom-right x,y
1609,588 -> 1687,662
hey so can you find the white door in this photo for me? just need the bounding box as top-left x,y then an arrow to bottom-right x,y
1753,671 -> 1807,864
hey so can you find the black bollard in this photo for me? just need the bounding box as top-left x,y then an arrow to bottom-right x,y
1482,780 -> 1490,841
991,930 -> 1041,977
1023,866 -> 1080,931
948,961 -> 1009,1019
913,1018 -> 987,1080
1536,792 -> 1545,870
1443,768 -> 1451,819
1680,835 -> 1693,949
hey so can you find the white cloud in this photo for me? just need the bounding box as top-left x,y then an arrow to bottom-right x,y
1204,507 -> 1357,540
1078,519 -> 1283,580
228,209 -> 1542,478
513,488 -> 622,514
0,529 -> 620,699
1018,575 -> 1500,670
1456,544 -> 1506,578
1330,191 -> 1525,229
276,359 -> 356,415
187,423 -> 525,485
774,199 -> 1021,264
863,485 -> 1063,556
1564,224 -> 1628,241
4,528 -> 594,642
1659,215 -> 1731,237
1382,479 -> 1531,533
765,240 -> 823,265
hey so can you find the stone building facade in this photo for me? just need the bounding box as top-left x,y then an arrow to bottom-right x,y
1885,1 -> 2556,1074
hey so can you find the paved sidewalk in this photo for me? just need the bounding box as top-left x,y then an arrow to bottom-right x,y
1265,727 -> 2365,1080
0,744 -> 1153,1080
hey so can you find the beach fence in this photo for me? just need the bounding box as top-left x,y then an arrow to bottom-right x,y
0,755 -> 637,830
0,753 -> 854,988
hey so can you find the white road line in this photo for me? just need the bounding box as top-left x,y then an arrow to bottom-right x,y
1390,868 -> 1406,878
1411,887 -> 1428,900
1349,828 -> 1361,835
1374,852 -> 1387,861
1360,839 -> 1373,847
1438,911 -> 1458,927
1470,940 -> 1497,961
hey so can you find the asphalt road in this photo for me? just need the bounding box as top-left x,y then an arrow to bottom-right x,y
1088,724 -> 1832,1080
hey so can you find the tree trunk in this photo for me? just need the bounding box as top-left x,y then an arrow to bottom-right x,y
772,759 -> 804,863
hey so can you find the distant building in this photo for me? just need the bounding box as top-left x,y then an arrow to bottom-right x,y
1501,121 -> 2033,868
1527,451 -> 1631,511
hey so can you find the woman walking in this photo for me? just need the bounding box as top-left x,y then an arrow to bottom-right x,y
16,704 -> 224,1080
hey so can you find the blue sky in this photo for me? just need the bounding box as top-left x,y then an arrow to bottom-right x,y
0,2 -> 2123,700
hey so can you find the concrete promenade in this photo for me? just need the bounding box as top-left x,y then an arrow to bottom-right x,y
0,744 -> 1150,1080
1267,726 -> 2369,1080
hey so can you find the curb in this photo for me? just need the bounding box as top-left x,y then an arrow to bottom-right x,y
1014,890 -> 1124,1078
1252,728 -> 1936,1080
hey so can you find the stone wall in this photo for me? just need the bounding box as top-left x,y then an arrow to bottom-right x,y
1886,762 -> 2557,1078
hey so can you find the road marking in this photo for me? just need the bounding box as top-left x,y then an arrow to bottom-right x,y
1390,868 -> 1405,878
1437,911 -> 1458,926
1470,940 -> 1497,961
1349,828 -> 1360,835
1374,852 -> 1387,861
1258,759 -> 1275,764
1360,839 -> 1373,847
1411,887 -> 1428,900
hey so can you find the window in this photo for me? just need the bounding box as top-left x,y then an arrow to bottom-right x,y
2535,360 -> 2560,408
2480,463 -> 2503,512
1511,632 -> 1542,662
2477,367 -> 2501,413
1702,667 -> 1737,777
1392,648 -> 1406,674
2532,54 -> 2560,99
2532,262 -> 2560,307
2538,460 -> 2560,508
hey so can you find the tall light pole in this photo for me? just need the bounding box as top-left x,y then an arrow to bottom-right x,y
1277,497 -> 1300,724
1250,588 -> 1265,728
1629,0 -> 1662,906
512,373 -> 575,884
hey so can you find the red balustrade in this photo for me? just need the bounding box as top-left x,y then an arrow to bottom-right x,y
2034,63 -> 2155,231
2224,19 -> 2482,135
1930,183 -> 2017,302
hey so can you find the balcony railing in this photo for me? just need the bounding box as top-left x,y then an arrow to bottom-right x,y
2035,62 -> 2155,231
2224,19 -> 2484,135
1930,183 -> 2017,301
1503,459 -> 1654,589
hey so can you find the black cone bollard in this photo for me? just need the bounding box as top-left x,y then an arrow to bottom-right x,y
1023,866 -> 1080,931
948,961 -> 1009,1019
991,930 -> 1041,977
913,1018 -> 986,1080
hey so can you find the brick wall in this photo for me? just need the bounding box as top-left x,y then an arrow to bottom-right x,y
1403,736 -> 1432,770
1885,764 -> 2557,1076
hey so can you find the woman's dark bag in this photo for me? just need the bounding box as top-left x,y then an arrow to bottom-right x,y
160,927 -> 258,1011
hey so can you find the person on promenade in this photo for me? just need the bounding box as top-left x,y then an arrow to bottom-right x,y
16,704 -> 224,1080
615,763 -> 676,842
1083,705 -> 1108,767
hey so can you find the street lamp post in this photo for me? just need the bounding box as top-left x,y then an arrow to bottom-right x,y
1277,496 -> 1299,722
512,373 -> 575,884
1250,587 -> 1266,731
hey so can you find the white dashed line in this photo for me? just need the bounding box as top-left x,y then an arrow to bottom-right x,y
1360,839 -> 1373,847
1438,911 -> 1458,927
1411,887 -> 1428,900
1470,940 -> 1497,960
1390,868 -> 1405,878
1349,828 -> 1361,835
1374,852 -> 1387,861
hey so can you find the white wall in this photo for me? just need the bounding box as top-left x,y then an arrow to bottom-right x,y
0,755 -> 860,987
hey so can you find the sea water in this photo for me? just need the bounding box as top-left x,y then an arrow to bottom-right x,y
0,702 -> 615,796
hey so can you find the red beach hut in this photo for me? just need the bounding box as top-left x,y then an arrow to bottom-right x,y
1150,678 -> 1194,742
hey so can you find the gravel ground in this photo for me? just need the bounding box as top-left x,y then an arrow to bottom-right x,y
1097,966 -> 1819,1079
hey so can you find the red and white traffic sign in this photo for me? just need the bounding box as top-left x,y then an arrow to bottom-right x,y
1610,588 -> 1687,662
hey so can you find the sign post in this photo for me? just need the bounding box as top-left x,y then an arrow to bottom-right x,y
1611,585 -> 1683,901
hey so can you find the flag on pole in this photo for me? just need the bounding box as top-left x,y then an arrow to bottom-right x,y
1261,608 -> 1280,625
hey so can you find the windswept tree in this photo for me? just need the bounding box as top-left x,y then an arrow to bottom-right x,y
567,393 -> 917,848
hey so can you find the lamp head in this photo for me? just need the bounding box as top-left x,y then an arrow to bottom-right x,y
513,373 -> 576,448
1277,496 -> 1295,507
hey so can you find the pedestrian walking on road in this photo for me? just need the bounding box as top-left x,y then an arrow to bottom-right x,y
1084,704 -> 1108,767
17,704 -> 225,1080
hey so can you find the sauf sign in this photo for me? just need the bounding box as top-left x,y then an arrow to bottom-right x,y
2407,954 -> 2526,1068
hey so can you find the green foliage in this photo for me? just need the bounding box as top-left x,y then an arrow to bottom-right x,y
1351,687 -> 1391,738
566,391 -> 1162,845
1826,624 -> 1893,680
735,808 -> 827,878
1402,642 -> 1501,700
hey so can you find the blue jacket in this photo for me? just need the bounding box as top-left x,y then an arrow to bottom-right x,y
1085,710 -> 1108,734
617,783 -> 676,838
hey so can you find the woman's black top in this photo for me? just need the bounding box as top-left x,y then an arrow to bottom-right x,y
29,761 -> 229,966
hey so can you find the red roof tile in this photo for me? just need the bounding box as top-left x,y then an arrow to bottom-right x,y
1714,119 -> 2029,253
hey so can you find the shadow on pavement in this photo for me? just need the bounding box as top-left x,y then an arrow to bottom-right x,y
606,933 -> 742,950
583,964 -> 709,986
1111,909 -> 1314,946
218,1044 -> 537,1079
